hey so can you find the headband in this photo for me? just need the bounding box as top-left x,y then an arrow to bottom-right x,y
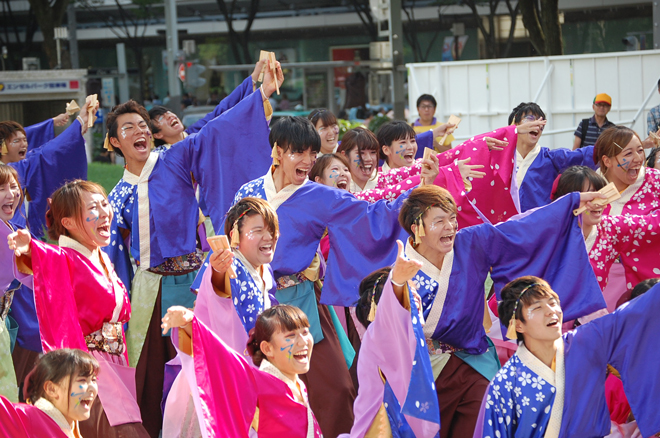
413,204 -> 436,245
505,283 -> 540,339
230,208 -> 252,248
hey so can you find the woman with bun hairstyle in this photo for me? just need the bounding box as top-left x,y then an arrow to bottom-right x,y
162,304 -> 322,437
7,180 -> 149,438
0,348 -> 99,438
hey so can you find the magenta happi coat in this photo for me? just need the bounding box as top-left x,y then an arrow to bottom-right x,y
175,318 -> 323,438
14,237 -> 142,426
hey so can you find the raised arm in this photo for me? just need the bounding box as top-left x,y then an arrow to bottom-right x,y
562,284 -> 660,438
185,60 -> 266,135
24,118 -> 55,151
10,98 -> 96,238
487,192 -> 607,321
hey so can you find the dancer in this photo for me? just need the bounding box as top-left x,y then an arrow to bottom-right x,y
343,243 -> 440,438
552,166 -> 660,310
162,304 -> 323,437
8,180 -> 149,438
397,185 -> 605,438
474,276 -> 660,438
0,164 -> 28,401
102,62 -> 282,436
309,108 -> 340,156
0,349 -> 99,438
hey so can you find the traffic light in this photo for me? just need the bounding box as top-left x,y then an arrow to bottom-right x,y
186,62 -> 206,89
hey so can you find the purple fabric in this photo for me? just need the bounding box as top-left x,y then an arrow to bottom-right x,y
24,118 -> 55,152
346,275 -> 439,438
9,119 -> 87,239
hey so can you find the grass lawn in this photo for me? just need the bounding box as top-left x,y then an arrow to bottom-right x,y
87,162 -> 124,194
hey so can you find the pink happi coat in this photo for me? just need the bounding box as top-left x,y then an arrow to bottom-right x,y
176,317 -> 323,438
372,125 -> 520,227
0,396 -> 71,438
13,238 -> 142,426
588,167 -> 660,292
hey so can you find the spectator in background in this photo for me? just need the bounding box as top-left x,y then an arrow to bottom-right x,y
573,93 -> 615,149
412,94 -> 454,153
647,79 -> 660,135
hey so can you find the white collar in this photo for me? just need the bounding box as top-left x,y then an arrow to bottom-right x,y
584,224 -> 598,253
515,143 -> 542,187
405,238 -> 455,339
58,235 -> 102,271
381,161 -> 392,173
121,152 -> 159,268
516,338 -> 565,438
263,169 -> 308,211
34,397 -> 79,438
349,169 -> 378,193
121,152 -> 158,185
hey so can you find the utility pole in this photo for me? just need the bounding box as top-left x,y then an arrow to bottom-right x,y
388,0 -> 405,120
164,0 -> 181,101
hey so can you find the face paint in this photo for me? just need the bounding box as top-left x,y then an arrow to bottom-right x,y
616,157 -> 630,170
71,386 -> 85,408
526,307 -> 535,321
280,340 -> 294,361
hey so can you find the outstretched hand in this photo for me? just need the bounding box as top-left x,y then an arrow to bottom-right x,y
516,118 -> 547,135
578,191 -> 607,210
457,157 -> 486,180
7,229 -> 32,257
161,306 -> 194,335
483,136 -> 508,151
79,95 -> 100,135
432,122 -> 456,138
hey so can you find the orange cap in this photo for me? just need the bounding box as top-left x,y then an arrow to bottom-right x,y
594,93 -> 612,105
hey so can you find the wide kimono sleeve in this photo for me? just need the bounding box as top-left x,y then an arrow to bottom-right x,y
0,396 -> 70,438
347,276 -> 440,438
560,283 -> 660,438
286,186 -> 410,307
24,118 -> 55,151
9,119 -> 87,239
486,193 -> 606,322
19,239 -> 86,352
590,213 -> 660,290
185,76 -> 254,135
159,90 -> 273,235
547,145 -> 597,171
180,317 -> 310,438
435,125 -> 520,225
